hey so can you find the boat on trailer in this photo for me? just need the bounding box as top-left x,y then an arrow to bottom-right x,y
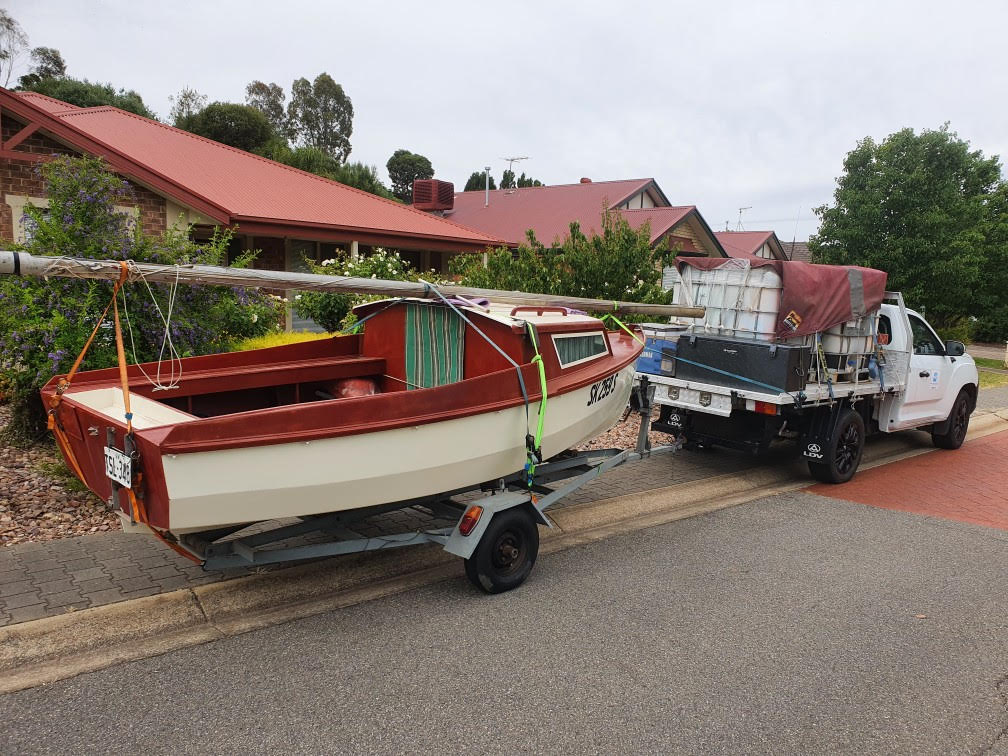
41,297 -> 642,534
2,251 -> 703,591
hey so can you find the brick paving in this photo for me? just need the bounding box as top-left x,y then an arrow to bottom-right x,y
808,428 -> 1008,531
1,389 -> 1005,629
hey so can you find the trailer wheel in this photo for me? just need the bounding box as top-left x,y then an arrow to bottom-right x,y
464,507 -> 539,594
808,408 -> 865,484
932,390 -> 970,450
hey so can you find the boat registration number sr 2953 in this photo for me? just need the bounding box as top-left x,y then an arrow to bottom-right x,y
587,374 -> 618,407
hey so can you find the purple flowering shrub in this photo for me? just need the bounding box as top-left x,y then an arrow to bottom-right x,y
0,156 -> 281,444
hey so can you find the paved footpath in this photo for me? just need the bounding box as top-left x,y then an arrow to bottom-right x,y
810,428 -> 1008,530
0,391 -> 1004,629
0,443 -> 759,627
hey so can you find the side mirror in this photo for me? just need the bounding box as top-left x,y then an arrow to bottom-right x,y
945,340 -> 965,357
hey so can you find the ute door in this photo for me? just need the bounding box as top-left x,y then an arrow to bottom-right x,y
897,312 -> 954,424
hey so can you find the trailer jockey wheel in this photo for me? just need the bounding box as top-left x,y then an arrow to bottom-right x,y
808,407 -> 865,484
465,507 -> 539,594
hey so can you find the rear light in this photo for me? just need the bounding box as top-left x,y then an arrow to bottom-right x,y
754,401 -> 778,416
458,505 -> 483,536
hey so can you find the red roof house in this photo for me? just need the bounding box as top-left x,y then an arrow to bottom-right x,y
1,88 -> 499,276
442,178 -> 726,257
713,230 -> 787,260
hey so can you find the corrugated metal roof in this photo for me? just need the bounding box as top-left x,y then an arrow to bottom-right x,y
13,91 -> 81,114
621,207 -> 697,245
714,230 -> 775,258
9,91 -> 498,248
445,179 -> 658,246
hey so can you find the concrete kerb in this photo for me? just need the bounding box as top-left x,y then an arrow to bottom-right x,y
2,408 -> 1007,694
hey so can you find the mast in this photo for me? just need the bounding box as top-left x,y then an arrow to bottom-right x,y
0,251 -> 705,319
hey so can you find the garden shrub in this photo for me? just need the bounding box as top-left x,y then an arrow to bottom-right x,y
0,155 -> 281,444
450,208 -> 672,319
294,248 -> 425,332
972,306 -> 1008,343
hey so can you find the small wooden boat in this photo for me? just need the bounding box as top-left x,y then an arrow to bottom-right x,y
40,298 -> 645,534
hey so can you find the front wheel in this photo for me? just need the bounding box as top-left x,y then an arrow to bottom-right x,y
808,408 -> 865,484
932,390 -> 971,450
464,507 -> 539,594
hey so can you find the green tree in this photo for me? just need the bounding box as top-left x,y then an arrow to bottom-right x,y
17,46 -> 66,88
451,208 -> 671,316
0,9 -> 27,87
463,170 -> 496,192
177,102 -> 276,153
516,172 -> 543,188
245,80 -> 287,137
330,161 -> 397,201
21,76 -> 155,118
286,73 -> 353,163
500,169 -> 515,189
386,149 -> 434,202
167,86 -> 207,127
0,156 -> 280,443
810,125 -> 1005,330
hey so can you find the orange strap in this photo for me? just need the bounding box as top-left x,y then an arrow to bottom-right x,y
46,262 -> 201,564
125,484 -> 201,563
46,263 -> 131,484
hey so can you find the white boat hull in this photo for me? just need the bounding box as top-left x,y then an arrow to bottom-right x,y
161,365 -> 635,532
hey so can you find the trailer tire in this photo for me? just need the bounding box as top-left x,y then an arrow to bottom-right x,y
464,507 -> 539,594
932,390 -> 970,450
807,408 -> 865,484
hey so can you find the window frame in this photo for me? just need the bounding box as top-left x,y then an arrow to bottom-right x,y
551,330 -> 611,369
907,313 -> 945,356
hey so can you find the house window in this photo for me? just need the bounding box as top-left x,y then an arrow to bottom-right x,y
553,331 -> 609,367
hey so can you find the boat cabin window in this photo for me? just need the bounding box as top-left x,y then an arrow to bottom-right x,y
553,331 -> 609,368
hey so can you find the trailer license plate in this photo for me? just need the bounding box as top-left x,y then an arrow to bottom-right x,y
104,446 -> 132,488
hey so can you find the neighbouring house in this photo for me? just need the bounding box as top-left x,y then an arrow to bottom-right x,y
437,177 -> 727,258
714,230 -> 788,260
784,240 -> 811,262
0,88 -> 499,283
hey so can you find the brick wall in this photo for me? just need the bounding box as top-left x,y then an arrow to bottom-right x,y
0,115 -> 166,242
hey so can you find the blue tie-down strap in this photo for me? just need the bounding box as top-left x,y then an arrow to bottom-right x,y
670,354 -> 790,395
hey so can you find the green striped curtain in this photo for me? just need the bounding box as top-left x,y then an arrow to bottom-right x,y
405,304 -> 465,389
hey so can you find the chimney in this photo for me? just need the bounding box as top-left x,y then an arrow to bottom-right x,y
580,177 -> 592,184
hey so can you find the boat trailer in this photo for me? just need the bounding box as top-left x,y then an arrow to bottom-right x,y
163,378 -> 669,593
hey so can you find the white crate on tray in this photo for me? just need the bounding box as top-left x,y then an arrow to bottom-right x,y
670,260 -> 878,360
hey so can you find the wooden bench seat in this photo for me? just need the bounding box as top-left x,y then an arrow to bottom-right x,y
145,356 -> 387,398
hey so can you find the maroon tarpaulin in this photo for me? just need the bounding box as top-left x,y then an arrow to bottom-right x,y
677,257 -> 888,338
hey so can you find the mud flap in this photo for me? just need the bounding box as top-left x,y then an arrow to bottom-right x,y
802,402 -> 850,461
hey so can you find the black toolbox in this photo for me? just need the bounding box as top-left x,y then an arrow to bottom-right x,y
675,335 -> 810,393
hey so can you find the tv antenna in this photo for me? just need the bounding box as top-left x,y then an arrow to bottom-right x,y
736,206 -> 752,231
500,156 -> 528,193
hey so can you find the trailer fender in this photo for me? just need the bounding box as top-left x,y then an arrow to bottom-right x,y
442,492 -> 540,559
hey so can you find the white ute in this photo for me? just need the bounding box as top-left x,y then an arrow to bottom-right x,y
637,288 -> 979,484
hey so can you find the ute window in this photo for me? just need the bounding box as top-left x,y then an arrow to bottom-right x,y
908,314 -> 944,356
553,331 -> 609,367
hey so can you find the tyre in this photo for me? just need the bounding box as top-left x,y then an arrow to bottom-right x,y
464,507 -> 539,594
932,390 -> 970,450
808,407 -> 865,484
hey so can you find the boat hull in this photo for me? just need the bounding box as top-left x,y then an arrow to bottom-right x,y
161,364 -> 635,533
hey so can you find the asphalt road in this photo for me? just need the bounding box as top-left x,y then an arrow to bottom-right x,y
1,491 -> 1006,755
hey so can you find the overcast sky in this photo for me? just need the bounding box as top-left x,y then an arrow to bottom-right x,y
10,0 -> 1008,241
